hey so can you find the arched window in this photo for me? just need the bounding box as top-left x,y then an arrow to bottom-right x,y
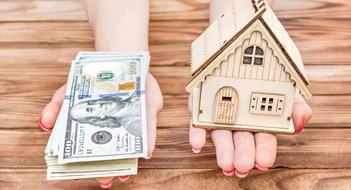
243,46 -> 264,65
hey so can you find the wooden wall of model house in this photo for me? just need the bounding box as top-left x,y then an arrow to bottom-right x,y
211,30 -> 291,83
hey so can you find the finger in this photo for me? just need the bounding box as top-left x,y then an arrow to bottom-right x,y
187,91 -> 193,113
189,120 -> 206,153
233,131 -> 255,177
211,130 -> 235,175
188,92 -> 206,152
145,73 -> 163,158
292,91 -> 312,133
118,175 -> 130,182
254,133 -> 277,170
40,84 -> 66,130
95,177 -> 114,189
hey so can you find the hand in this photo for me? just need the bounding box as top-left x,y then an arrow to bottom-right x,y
39,73 -> 163,188
188,91 -> 312,177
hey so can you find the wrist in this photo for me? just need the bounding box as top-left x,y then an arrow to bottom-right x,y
94,28 -> 149,52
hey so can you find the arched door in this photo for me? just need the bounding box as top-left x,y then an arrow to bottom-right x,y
213,87 -> 238,124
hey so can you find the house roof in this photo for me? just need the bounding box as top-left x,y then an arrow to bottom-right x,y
190,0 -> 308,85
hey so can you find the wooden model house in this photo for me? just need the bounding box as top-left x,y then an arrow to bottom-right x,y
186,0 -> 312,134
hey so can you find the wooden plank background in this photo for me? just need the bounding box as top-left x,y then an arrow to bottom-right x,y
0,0 -> 350,189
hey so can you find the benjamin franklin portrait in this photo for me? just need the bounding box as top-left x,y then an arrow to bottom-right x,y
69,94 -> 142,136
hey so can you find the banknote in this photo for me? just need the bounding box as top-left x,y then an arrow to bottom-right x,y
75,51 -> 150,60
57,54 -> 149,164
46,101 -> 68,157
46,156 -> 138,180
44,52 -> 149,180
45,104 -> 139,180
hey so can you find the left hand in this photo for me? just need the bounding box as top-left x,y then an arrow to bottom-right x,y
40,73 -> 163,187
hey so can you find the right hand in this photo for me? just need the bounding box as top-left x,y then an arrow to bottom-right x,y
188,91 -> 312,177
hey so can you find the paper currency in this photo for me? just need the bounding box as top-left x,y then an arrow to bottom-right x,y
46,156 -> 138,180
44,52 -> 149,180
59,54 -> 149,163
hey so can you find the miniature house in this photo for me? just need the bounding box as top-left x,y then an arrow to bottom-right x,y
186,0 -> 312,134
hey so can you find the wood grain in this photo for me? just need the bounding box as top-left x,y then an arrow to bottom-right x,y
0,22 -> 93,44
273,0 -> 351,19
0,0 -> 208,22
0,57 -> 350,96
150,0 -> 208,21
1,95 -> 351,129
306,65 -> 351,95
3,0 -> 349,22
284,18 -> 351,66
0,47 -> 93,57
155,66 -> 351,96
0,0 -> 87,21
0,168 -> 350,190
1,19 -> 349,66
0,0 -> 350,189
147,128 -> 351,169
0,128 -> 350,169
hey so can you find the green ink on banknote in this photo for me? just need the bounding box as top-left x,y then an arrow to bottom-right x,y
97,72 -> 115,80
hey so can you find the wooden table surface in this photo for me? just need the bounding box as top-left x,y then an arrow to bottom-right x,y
0,0 -> 350,189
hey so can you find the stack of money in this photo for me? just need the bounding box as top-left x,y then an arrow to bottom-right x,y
44,52 -> 150,180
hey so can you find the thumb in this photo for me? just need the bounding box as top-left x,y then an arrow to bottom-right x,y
291,91 -> 312,134
188,91 -> 207,152
39,84 -> 66,131
145,73 -> 163,157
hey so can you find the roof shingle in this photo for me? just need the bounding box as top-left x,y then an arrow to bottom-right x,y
190,0 -> 308,84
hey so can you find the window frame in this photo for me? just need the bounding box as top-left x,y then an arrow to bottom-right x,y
249,93 -> 285,116
242,45 -> 264,66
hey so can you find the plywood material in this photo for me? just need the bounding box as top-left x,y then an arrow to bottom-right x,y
189,0 -> 311,88
190,0 -> 259,75
197,76 -> 295,133
211,31 -> 291,82
186,20 -> 312,99
213,87 -> 238,124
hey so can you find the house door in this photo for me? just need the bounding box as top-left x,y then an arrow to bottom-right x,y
214,87 -> 238,124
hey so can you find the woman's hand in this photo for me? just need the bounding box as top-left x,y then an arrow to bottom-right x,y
39,73 -> 163,188
188,91 -> 312,177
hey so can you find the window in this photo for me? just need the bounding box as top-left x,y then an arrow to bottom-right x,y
250,93 -> 285,115
222,97 -> 232,101
243,46 -> 264,65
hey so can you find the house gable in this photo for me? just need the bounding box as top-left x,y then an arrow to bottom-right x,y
190,0 -> 265,76
186,20 -> 312,98
211,29 -> 291,82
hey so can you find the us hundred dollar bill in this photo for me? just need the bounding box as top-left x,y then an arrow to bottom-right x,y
46,156 -> 138,180
58,53 -> 149,164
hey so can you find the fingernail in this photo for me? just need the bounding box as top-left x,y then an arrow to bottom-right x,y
222,169 -> 235,176
100,179 -> 113,189
73,179 -> 80,181
235,170 -> 249,178
295,117 -> 305,134
144,154 -> 152,159
118,175 -> 130,182
192,147 -> 201,153
38,116 -> 50,132
255,163 -> 268,171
